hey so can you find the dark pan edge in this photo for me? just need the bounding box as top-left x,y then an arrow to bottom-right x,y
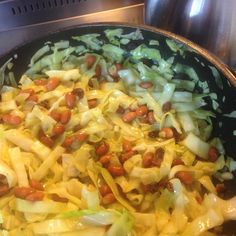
1,21 -> 236,88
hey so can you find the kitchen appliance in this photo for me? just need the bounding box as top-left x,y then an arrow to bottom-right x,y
0,0 -> 144,56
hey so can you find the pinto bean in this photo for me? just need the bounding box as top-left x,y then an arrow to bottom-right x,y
39,135 -> 54,148
208,147 -> 219,162
116,106 -> 125,114
141,183 -> 159,193
95,65 -> 101,77
88,99 -> 97,109
151,148 -> 164,167
139,81 -> 153,89
120,150 -> 136,163
102,193 -> 116,205
62,135 -> 76,148
52,123 -> 65,137
29,180 -> 44,191
99,184 -> 112,197
2,114 -> 22,125
138,114 -> 149,124
50,193 -> 68,203
155,148 -> 165,159
60,110 -> 71,124
99,154 -> 112,167
2,114 -> 21,125
14,187 -> 35,199
148,130 -> 159,138
38,130 -> 54,148
45,77 -> 60,91
151,156 -> 163,167
157,179 -> 168,189
50,110 -> 61,122
122,139 -> 132,152
159,127 -> 174,139
195,194 -> 203,204
175,171 -> 193,185
172,158 -> 184,167
166,182 -> 174,192
25,191 -> 44,201
142,152 -> 154,168
135,105 -> 148,117
96,142 -> 109,156
65,92 -> 76,109
107,165 -> 125,177
216,183 -> 226,193
147,111 -> 156,124
162,101 -> 172,113
122,112 -> 137,123
86,55 -> 96,69
172,128 -> 185,142
63,133 -> 87,147
75,132 -> 88,142
0,184 -> 10,197
72,88 -> 84,99
72,124 -> 81,133
27,94 -> 38,102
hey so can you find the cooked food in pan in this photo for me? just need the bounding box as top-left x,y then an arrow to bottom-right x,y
0,28 -> 236,236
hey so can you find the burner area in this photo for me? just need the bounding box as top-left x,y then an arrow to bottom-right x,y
0,0 -> 144,56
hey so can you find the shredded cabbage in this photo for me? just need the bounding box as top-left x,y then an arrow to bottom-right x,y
0,27 -> 235,236
131,44 -> 161,61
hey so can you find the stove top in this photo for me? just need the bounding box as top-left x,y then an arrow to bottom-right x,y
0,0 -> 144,56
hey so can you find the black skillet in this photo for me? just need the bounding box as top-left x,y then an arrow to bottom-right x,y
0,23 -> 236,235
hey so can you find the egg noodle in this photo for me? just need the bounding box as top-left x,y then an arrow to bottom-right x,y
0,28 -> 236,236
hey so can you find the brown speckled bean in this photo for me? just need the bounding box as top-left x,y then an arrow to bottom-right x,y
122,112 -> 137,123
45,77 -> 60,91
96,142 -> 109,156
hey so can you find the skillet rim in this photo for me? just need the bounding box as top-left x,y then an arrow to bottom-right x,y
0,21 -> 236,87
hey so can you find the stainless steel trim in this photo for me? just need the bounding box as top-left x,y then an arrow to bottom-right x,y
0,3 -> 144,55
0,0 -> 143,31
